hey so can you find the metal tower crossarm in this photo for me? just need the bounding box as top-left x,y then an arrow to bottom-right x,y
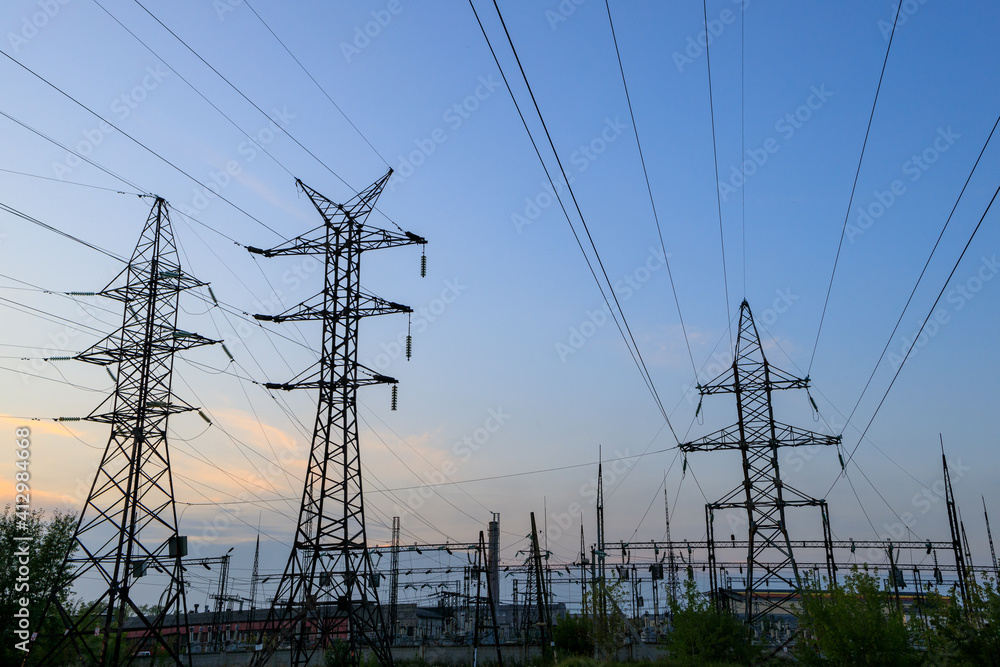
248,171 -> 424,667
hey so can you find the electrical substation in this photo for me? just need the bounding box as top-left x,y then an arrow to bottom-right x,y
3,2 -> 999,667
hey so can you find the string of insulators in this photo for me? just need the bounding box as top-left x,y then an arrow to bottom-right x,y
106,368 -> 116,383
406,314 -> 412,361
67,291 -> 96,296
838,450 -> 845,472
221,344 -> 234,362
46,356 -> 73,361
198,410 -> 212,424
420,246 -> 427,278
391,385 -> 398,411
208,286 -> 219,305
682,456 -> 688,476
57,417 -> 81,422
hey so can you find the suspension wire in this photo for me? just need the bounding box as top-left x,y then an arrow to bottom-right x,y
132,1 -> 407,232
0,109 -> 149,195
0,201 -> 127,263
842,466 -> 882,538
829,170 -> 1000,497
627,449 -> 680,543
759,322 -> 941,496
358,401 -> 494,516
0,51 -> 284,238
475,0 -> 676,438
808,1 -> 902,375
838,112 -> 1000,438
91,0 -> 296,181
242,0 -> 389,167
0,166 -> 142,196
741,0 -> 746,297
357,412 -> 485,528
467,1 -> 668,427
702,0 -> 733,349
604,0 -> 698,380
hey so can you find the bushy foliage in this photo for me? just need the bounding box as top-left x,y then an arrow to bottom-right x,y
796,565 -> 1000,666
0,506 -> 78,664
664,579 -> 754,666
552,614 -> 593,657
795,566 -> 914,666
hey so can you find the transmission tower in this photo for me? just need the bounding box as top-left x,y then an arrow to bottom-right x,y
247,171 -> 425,667
32,198 -> 214,666
681,301 -> 840,638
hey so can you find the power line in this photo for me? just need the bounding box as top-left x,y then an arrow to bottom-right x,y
837,111 -> 1000,441
604,0 -> 698,380
242,0 -> 389,166
0,200 -> 127,263
0,108 -> 149,194
132,0 -> 406,233
472,0 -> 677,439
0,166 -> 143,196
829,164 -> 1000,497
701,0 -> 733,349
90,0 -> 297,181
0,49 -> 284,238
808,1 -> 902,374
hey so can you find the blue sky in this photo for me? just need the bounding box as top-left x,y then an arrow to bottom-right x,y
2,0 -> 999,608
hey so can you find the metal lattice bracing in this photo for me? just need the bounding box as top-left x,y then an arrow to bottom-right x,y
248,171 -> 425,667
681,301 -> 840,638
32,198 -> 214,667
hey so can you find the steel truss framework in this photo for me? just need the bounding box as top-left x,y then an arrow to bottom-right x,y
248,171 -> 425,667
681,301 -> 841,637
32,198 -> 214,667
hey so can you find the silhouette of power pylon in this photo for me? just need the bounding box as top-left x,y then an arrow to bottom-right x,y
32,198 -> 214,666
248,171 -> 425,667
681,301 -> 840,640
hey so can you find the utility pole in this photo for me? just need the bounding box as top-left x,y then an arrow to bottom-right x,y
32,198 -> 212,667
681,301 -> 840,639
579,525 -> 588,617
984,497 -> 999,580
248,171 -> 426,667
389,517 -> 401,645
663,483 -> 678,611
250,532 -> 261,612
530,512 -> 553,661
488,513 -> 501,610
472,530 -> 503,667
942,440 -> 971,611
596,448 -> 607,622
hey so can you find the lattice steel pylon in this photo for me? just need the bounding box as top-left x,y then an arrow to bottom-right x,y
247,170 -> 425,667
680,301 -> 840,639
31,198 -> 214,666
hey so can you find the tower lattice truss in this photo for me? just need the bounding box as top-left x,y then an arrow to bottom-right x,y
681,301 -> 840,636
35,198 -> 214,667
248,170 -> 425,667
